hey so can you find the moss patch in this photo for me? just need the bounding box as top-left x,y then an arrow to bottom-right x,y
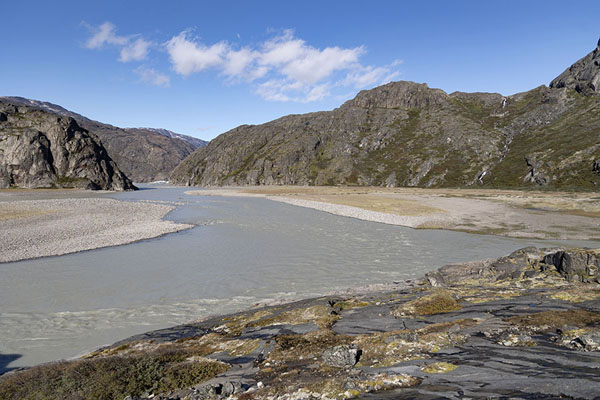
0,351 -> 229,400
393,290 -> 461,317
421,362 -> 458,374
506,309 -> 600,331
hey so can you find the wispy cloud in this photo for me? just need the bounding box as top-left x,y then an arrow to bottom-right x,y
84,22 -> 128,49
120,38 -> 152,62
134,67 -> 170,88
84,22 -> 152,63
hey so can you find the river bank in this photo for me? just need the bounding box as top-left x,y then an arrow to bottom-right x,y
186,186 -> 600,240
2,246 -> 599,399
0,190 -> 193,262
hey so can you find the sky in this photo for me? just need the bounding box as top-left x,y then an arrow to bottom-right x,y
1,0 -> 598,141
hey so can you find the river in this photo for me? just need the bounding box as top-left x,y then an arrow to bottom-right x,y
1,184 -> 597,372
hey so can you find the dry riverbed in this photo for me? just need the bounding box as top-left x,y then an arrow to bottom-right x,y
0,189 -> 193,263
186,186 -> 600,240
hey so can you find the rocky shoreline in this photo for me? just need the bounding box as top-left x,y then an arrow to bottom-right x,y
2,247 -> 599,399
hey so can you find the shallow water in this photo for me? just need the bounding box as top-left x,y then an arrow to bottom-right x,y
1,184 -> 597,371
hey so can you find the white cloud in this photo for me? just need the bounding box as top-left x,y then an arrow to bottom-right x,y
119,38 -> 152,62
259,31 -> 363,85
84,22 -> 152,63
166,32 -> 228,75
223,47 -> 263,80
85,22 -> 128,49
135,67 -> 170,88
342,62 -> 402,89
163,29 -> 389,102
84,24 -> 402,102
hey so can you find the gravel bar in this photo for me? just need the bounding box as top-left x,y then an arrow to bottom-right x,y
0,198 -> 193,263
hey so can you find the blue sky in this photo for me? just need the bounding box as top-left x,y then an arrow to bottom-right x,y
1,0 -> 598,140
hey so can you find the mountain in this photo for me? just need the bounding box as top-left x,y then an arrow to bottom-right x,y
141,128 -> 208,149
0,100 -> 135,190
0,97 -> 198,182
171,41 -> 600,190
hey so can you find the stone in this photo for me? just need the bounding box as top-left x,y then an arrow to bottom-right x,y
593,160 -> 600,175
322,344 -> 361,368
543,249 -> 600,279
0,112 -> 7,122
579,332 -> 600,351
550,39 -> 600,95
0,100 -> 135,190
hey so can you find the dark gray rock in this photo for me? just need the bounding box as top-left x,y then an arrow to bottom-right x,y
593,159 -> 600,175
0,100 -> 135,190
0,97 -> 198,182
543,249 -> 600,279
322,344 -> 360,368
550,38 -> 600,95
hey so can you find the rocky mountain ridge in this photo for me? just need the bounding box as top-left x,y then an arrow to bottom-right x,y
0,97 -> 200,182
0,100 -> 135,190
141,127 -> 208,149
171,41 -> 600,190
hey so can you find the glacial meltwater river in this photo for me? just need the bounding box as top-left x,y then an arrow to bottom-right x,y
1,185 -> 598,372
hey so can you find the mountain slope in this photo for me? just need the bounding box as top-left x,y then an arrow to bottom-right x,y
0,100 -> 135,190
141,128 -> 208,149
171,42 -> 600,190
0,97 -> 198,182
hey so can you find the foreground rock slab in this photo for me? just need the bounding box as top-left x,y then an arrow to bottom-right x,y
1,247 -> 599,399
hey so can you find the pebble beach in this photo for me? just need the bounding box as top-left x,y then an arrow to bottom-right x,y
0,197 -> 193,263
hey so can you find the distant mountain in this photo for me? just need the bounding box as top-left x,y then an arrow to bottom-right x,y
0,100 -> 135,190
141,128 -> 208,149
0,97 -> 198,182
171,40 -> 600,190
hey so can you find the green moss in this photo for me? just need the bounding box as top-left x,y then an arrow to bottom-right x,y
0,351 -> 229,400
56,176 -> 87,187
506,309 -> 600,331
421,361 -> 458,374
393,290 -> 462,317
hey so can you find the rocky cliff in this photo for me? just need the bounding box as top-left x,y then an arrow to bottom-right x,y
0,100 -> 135,190
0,97 -> 200,182
171,41 -> 600,190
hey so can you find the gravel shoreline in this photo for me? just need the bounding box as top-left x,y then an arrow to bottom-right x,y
0,198 -> 193,263
185,189 -> 439,228
186,188 -> 600,240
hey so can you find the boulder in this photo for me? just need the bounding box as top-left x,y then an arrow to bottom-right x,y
322,344 -> 361,368
543,249 -> 600,280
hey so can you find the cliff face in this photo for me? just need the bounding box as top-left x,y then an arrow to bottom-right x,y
550,39 -> 600,95
171,42 -> 600,190
0,97 -> 200,182
0,101 -> 135,190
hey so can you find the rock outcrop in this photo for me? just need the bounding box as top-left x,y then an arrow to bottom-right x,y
0,100 -> 135,190
0,97 -> 202,182
172,40 -> 600,190
550,38 -> 600,94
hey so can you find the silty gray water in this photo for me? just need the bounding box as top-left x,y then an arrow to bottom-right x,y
1,185 -> 597,371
